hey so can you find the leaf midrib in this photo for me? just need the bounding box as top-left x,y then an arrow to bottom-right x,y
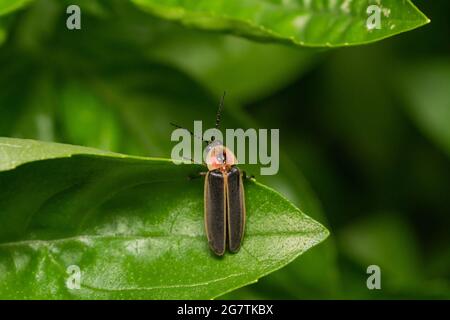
0,230 -> 321,248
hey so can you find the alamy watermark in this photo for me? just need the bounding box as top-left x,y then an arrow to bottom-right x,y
366,5 -> 382,30
171,121 -> 279,175
65,4 -> 391,33
66,5 -> 81,30
366,265 -> 381,290
66,264 -> 81,290
366,4 -> 393,31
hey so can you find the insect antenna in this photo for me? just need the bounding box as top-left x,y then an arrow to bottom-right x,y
215,91 -> 226,130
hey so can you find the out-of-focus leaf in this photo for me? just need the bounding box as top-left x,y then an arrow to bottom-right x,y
0,0 -> 32,16
75,0 -> 317,104
149,29 -> 316,103
0,137 -> 328,299
132,0 -> 429,47
59,82 -> 122,151
0,23 -> 6,45
0,14 -> 16,46
339,213 -> 450,298
63,0 -> 109,17
339,213 -> 421,288
0,60 -> 36,136
398,61 -> 450,158
6,0 -> 316,105
10,0 -> 61,53
10,72 -> 56,141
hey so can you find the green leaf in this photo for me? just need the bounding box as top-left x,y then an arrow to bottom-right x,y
149,29 -> 315,103
0,0 -> 32,16
0,13 -> 16,46
0,137 -> 328,299
397,61 -> 450,158
59,82 -> 123,151
339,213 -> 421,288
0,22 -> 6,45
132,0 -> 429,47
0,0 -> 430,47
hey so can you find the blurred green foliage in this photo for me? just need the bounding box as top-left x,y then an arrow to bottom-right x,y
0,0 -> 449,299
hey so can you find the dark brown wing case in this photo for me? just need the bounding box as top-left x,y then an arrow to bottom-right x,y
226,166 -> 245,253
204,169 -> 226,255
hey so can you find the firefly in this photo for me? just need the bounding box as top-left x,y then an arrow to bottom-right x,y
172,92 -> 247,256
204,93 -> 246,256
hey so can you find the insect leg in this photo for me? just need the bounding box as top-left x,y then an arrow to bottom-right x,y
188,171 -> 208,180
241,171 -> 255,180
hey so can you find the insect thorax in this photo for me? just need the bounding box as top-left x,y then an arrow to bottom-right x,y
205,141 -> 237,171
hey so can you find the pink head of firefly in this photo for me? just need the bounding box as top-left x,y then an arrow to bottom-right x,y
205,140 -> 237,172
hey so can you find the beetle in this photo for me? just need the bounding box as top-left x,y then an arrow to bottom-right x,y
203,92 -> 246,256
203,140 -> 245,256
172,92 -> 247,256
